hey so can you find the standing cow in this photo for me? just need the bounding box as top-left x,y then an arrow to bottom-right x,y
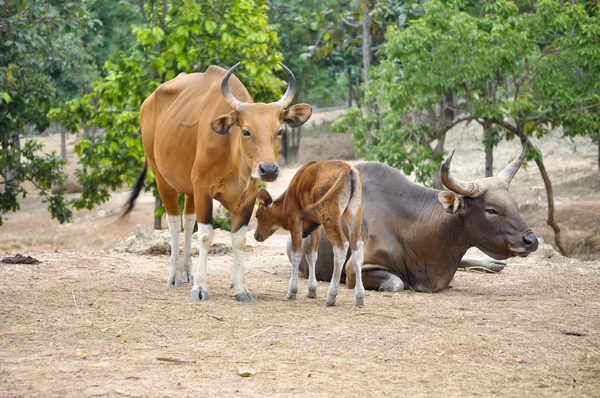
293,148 -> 539,293
124,63 -> 312,302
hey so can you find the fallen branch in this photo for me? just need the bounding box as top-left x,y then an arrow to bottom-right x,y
156,356 -> 197,364
71,289 -> 93,326
560,329 -> 588,336
206,313 -> 224,322
241,325 -> 274,340
356,312 -> 400,320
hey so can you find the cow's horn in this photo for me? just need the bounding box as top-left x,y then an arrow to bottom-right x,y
221,62 -> 244,110
497,146 -> 527,186
275,62 -> 296,109
439,149 -> 487,198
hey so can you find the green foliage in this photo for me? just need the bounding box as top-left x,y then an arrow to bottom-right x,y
52,0 -> 284,213
341,0 -> 600,182
0,0 -> 94,224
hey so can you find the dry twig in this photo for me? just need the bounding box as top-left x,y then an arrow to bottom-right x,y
156,356 -> 197,364
560,329 -> 588,336
71,289 -> 93,326
206,313 -> 224,322
241,325 -> 274,340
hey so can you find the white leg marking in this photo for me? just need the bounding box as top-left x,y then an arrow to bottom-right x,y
327,241 -> 349,306
190,223 -> 213,300
231,226 -> 254,302
166,214 -> 182,289
352,241 -> 365,306
181,213 -> 196,285
306,250 -> 318,298
287,251 -> 302,300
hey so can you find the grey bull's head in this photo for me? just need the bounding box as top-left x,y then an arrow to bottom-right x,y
437,147 -> 539,260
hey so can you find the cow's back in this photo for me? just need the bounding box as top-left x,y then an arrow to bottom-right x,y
140,66 -> 252,194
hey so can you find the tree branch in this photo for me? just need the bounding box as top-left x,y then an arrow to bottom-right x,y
341,16 -> 361,28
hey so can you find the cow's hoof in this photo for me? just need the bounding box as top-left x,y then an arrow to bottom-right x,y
306,289 -> 317,299
190,289 -> 209,301
354,296 -> 365,307
235,292 -> 255,302
285,293 -> 297,301
326,296 -> 337,306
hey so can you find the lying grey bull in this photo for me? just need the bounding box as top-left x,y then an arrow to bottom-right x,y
288,148 -> 539,293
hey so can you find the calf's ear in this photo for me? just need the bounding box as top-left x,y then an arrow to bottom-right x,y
282,104 -> 312,128
437,191 -> 465,214
210,110 -> 238,135
257,189 -> 273,207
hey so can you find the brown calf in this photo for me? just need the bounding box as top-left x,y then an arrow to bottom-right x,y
254,160 -> 365,306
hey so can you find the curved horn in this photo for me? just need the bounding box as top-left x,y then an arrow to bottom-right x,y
275,62 -> 296,109
439,149 -> 487,198
497,146 -> 527,186
221,62 -> 244,109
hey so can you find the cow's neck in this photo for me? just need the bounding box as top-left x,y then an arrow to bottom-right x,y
269,194 -> 290,231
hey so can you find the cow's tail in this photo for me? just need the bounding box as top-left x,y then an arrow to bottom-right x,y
301,166 -> 352,216
120,158 -> 148,219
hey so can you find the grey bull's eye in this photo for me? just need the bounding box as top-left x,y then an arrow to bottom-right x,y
486,208 -> 499,215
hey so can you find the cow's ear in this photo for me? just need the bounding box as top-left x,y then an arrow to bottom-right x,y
210,110 -> 238,135
257,189 -> 273,207
282,104 -> 312,128
437,191 -> 465,214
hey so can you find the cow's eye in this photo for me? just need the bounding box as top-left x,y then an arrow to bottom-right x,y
277,129 -> 283,137
241,129 -> 251,137
486,208 -> 499,215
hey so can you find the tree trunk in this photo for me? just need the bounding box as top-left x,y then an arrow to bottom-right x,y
519,134 -> 568,256
361,1 -> 371,115
60,130 -> 67,161
483,122 -> 494,177
154,195 -> 162,230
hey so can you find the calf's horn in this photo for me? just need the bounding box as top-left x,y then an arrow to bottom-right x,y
439,149 -> 487,198
497,146 -> 527,186
275,62 -> 296,109
221,62 -> 244,110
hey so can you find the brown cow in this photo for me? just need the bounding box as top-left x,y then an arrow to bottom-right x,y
123,63 -> 312,302
254,160 -> 365,306
293,148 -> 539,293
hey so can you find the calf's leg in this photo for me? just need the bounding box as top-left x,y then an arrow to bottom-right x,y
323,222 -> 349,306
306,229 -> 321,299
286,224 -> 303,301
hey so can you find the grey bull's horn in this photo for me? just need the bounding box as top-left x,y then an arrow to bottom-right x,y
439,149 -> 487,198
221,62 -> 244,109
497,146 -> 527,186
275,62 -> 296,109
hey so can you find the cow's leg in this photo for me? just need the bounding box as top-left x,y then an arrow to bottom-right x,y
190,194 -> 213,301
459,257 -> 506,273
180,194 -> 196,286
323,221 -> 349,306
305,229 -> 321,299
286,221 -> 303,301
154,175 -> 182,289
358,265 -> 404,292
229,202 -> 255,302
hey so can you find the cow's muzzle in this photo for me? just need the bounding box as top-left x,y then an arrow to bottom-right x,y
522,232 -> 539,252
259,163 -> 279,182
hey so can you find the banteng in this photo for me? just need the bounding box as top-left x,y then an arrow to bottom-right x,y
124,63 -> 312,302
254,160 -> 365,306
293,148 -> 538,293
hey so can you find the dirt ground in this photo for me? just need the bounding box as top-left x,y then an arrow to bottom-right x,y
1,114 -> 599,396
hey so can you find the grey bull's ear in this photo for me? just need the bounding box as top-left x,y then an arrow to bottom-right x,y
437,191 -> 465,214
210,110 -> 238,135
282,104 -> 312,128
